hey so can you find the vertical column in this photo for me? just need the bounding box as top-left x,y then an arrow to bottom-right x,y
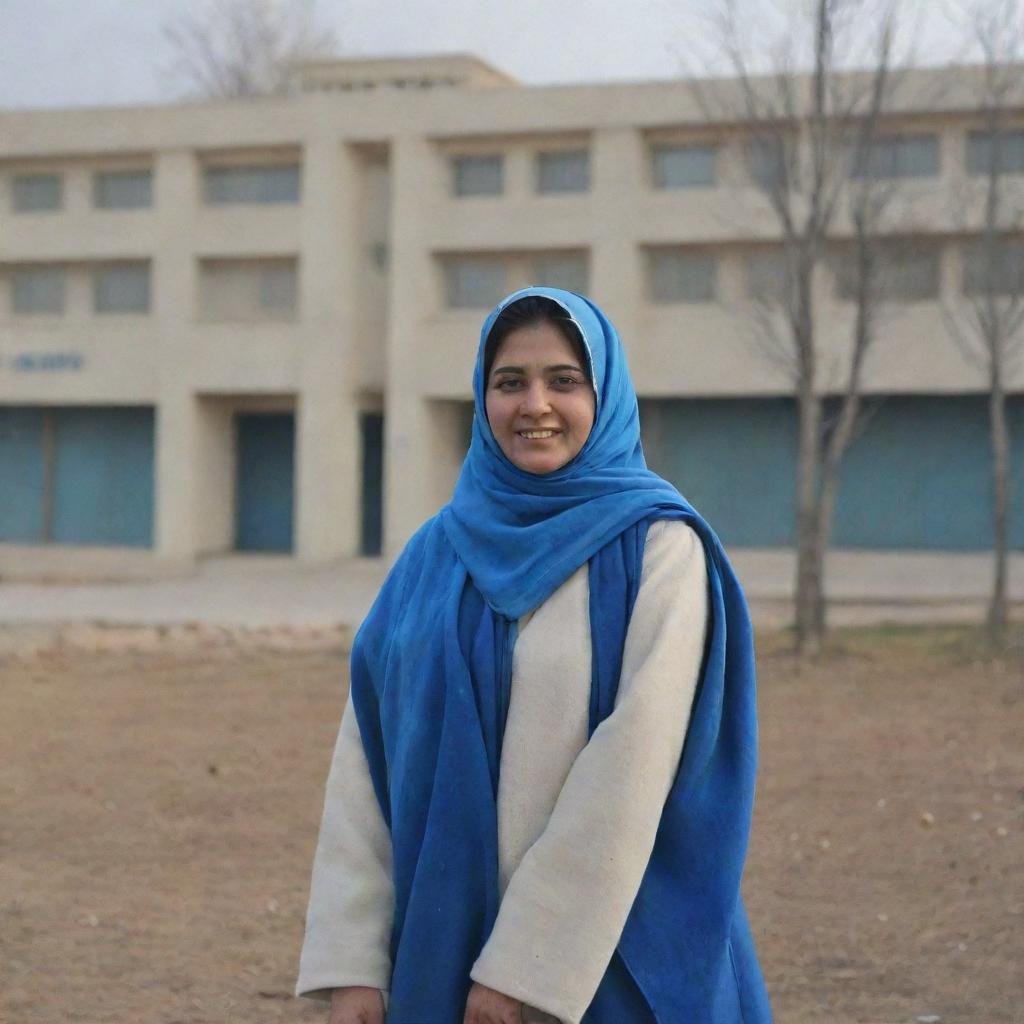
295,134 -> 361,560
505,145 -> 532,200
383,134 -> 443,555
589,127 -> 644,343
153,148 -> 201,562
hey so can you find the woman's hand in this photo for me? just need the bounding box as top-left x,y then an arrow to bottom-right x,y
329,985 -> 385,1024
463,981 -> 524,1024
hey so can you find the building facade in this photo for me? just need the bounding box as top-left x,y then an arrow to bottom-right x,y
1,56 -> 1022,571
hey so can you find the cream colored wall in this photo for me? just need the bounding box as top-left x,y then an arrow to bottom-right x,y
353,150 -> 391,394
193,398 -> 236,555
0,63 -> 1021,562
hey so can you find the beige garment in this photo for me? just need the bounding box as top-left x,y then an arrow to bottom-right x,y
296,519 -> 708,1023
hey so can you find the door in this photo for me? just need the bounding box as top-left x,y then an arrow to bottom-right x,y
0,406 -> 46,542
360,412 -> 383,556
235,412 -> 295,552
51,406 -> 155,547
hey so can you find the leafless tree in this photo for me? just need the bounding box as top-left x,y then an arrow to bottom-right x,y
162,0 -> 337,100
691,0 -> 914,656
944,0 -> 1024,648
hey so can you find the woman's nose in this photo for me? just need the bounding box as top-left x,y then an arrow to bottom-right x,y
519,381 -> 551,415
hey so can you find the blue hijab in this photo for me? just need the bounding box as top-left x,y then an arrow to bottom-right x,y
349,287 -> 772,1023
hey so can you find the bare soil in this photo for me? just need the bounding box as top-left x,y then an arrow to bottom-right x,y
1,627 -> 1021,1024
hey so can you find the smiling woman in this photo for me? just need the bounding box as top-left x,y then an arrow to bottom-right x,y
297,286 -> 772,1024
483,300 -> 596,476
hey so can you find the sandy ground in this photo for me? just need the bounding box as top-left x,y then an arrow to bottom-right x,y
0,627 -> 1021,1024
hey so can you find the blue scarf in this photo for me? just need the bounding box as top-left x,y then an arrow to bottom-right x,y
350,288 -> 772,1022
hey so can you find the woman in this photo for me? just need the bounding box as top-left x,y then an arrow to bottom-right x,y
296,287 -> 772,1024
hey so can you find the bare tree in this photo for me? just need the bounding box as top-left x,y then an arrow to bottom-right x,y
162,0 -> 337,100
945,0 -> 1024,648
691,0 -> 911,656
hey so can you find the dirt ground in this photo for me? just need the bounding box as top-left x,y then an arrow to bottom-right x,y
1,626 -> 1021,1024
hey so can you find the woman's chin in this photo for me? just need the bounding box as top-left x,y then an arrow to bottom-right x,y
509,450 -> 569,475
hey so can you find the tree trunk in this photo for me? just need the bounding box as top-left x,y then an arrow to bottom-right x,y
988,379 -> 1010,648
795,389 -> 824,658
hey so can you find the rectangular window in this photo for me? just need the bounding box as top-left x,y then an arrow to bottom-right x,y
652,144 -> 716,188
962,238 -> 1024,296
451,155 -> 503,197
743,250 -> 790,304
203,164 -> 301,204
849,135 -> 940,179
93,170 -> 153,209
746,137 -> 789,190
535,150 -> 590,193
966,129 -> 1024,176
648,248 -> 717,303
198,259 -> 298,321
444,256 -> 506,308
93,263 -> 151,314
12,173 -> 62,212
259,263 -> 298,314
531,252 -> 589,293
11,266 -> 65,315
833,242 -> 941,302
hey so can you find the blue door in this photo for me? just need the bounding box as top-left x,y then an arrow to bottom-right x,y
0,406 -> 47,542
235,413 -> 295,552
0,405 -> 153,547
640,395 -> 1024,551
639,398 -> 798,547
833,395 -> 1024,551
51,406 -> 155,547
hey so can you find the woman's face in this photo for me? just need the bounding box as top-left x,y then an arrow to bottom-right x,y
484,320 -> 596,475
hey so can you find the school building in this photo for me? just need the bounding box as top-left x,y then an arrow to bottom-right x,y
0,55 -> 1022,573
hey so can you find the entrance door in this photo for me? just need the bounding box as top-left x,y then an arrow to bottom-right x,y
0,405 -> 154,547
235,412 -> 295,552
0,407 -> 46,542
360,412 -> 383,556
52,407 -> 155,547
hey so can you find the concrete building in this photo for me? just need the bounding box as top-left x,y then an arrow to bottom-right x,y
1,55 -> 1022,574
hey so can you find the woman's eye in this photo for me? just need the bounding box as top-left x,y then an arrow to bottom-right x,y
552,376 -> 580,389
495,378 -> 522,391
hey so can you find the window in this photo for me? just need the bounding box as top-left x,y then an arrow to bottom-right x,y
93,170 -> 153,209
11,266 -> 65,315
12,173 -> 62,212
652,144 -> 716,189
535,150 -> 590,193
962,238 -> 1024,296
204,165 -> 301,204
833,242 -> 940,302
259,264 -> 298,315
451,155 -> 503,197
966,129 -> 1024,176
746,137 -> 789,189
444,256 -> 506,308
743,250 -> 791,305
849,135 -> 940,179
93,264 -> 151,314
648,248 -> 717,303
198,259 -> 298,321
531,252 -> 589,293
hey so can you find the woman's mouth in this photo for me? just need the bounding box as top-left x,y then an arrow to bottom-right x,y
517,429 -> 559,439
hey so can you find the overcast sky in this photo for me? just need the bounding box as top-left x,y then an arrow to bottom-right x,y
0,0 -> 973,110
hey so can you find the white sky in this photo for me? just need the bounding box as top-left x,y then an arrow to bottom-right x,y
0,0 -> 973,110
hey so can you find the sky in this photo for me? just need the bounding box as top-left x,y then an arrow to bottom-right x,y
0,0 -> 973,110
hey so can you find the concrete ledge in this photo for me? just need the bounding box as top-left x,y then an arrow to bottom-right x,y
730,548 -> 1024,603
0,548 -> 1021,634
0,544 -> 195,583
